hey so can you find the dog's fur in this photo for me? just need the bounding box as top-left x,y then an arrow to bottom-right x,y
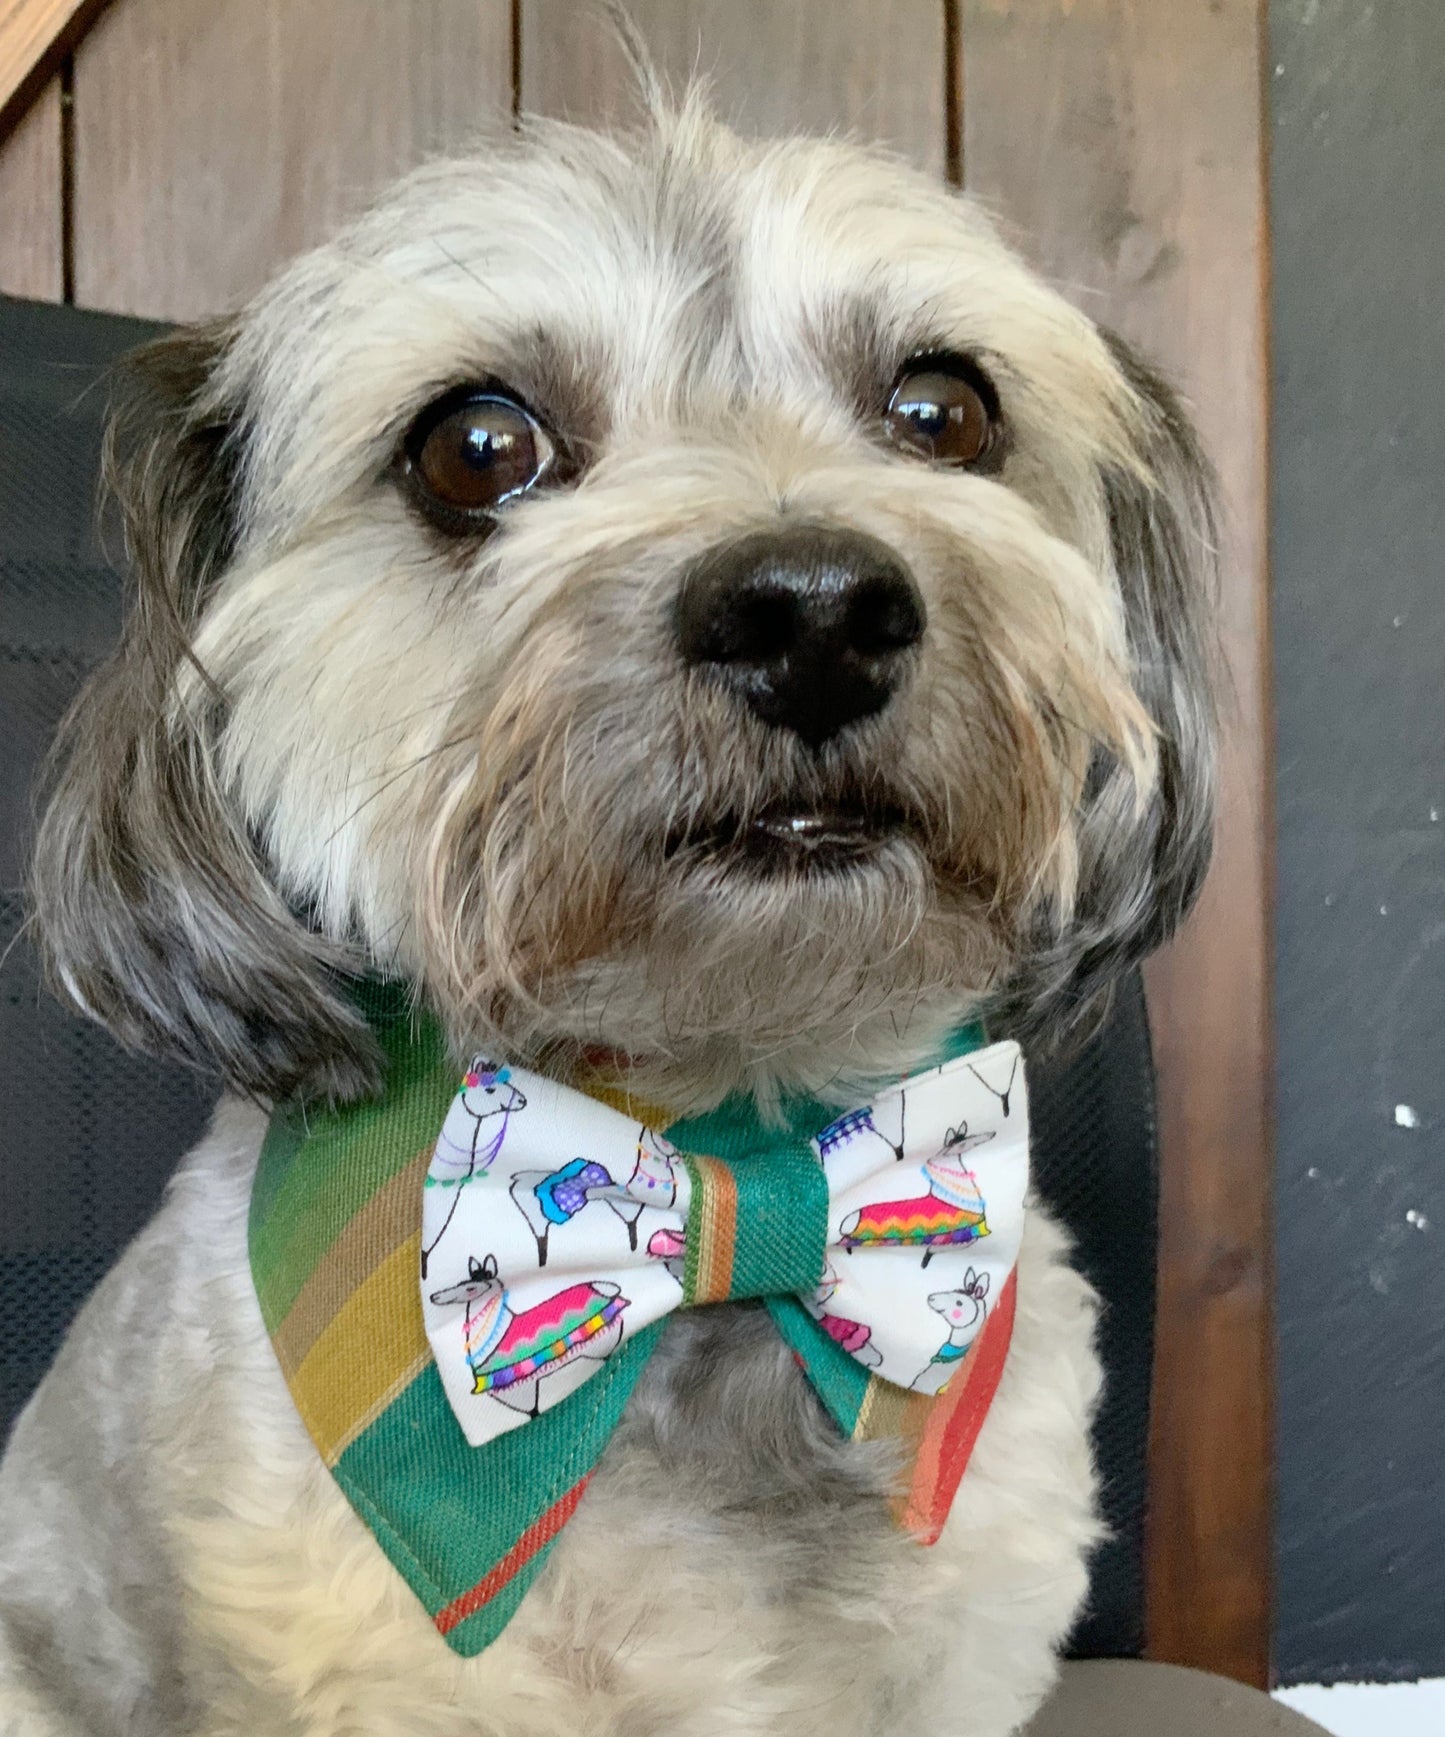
0,90 -> 1217,1737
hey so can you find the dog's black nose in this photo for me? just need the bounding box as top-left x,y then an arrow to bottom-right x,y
675,526 -> 925,747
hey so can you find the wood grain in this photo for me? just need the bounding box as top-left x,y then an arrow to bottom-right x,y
70,0 -> 513,320
519,0 -> 949,178
0,70 -> 61,298
0,0 -> 94,135
961,0 -> 1272,1687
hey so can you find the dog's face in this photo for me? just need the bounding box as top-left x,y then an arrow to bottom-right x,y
35,102 -> 1216,1108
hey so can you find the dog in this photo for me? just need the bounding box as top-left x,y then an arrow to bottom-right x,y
0,80 -> 1216,1737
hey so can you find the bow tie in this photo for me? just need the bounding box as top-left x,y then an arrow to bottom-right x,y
420,1044 -> 1028,1448
252,993 -> 1028,1658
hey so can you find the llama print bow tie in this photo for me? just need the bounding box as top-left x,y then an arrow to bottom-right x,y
251,986 -> 1026,1658
420,1043 -> 1028,1449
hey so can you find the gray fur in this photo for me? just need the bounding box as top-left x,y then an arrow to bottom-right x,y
1000,335 -> 1220,1040
29,326 -> 382,1101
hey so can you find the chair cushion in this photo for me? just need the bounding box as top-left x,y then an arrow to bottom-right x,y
1024,1661 -> 1331,1736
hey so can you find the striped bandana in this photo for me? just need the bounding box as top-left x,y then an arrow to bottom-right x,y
251,987 -> 1028,1657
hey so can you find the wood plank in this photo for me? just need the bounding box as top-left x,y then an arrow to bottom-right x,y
0,0 -> 94,135
519,0 -> 948,178
961,0 -> 1272,1687
71,0 -> 513,321
0,72 -> 61,299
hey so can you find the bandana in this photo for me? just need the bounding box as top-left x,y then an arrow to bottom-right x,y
251,987 -> 1028,1656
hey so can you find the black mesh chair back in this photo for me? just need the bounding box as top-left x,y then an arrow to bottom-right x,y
1,297 -> 217,1436
0,293 -> 1158,1659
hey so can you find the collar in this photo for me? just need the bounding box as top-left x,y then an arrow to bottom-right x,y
250,984 -> 1024,1656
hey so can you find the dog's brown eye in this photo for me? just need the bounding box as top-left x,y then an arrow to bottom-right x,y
884,357 -> 1000,468
403,387 -> 555,527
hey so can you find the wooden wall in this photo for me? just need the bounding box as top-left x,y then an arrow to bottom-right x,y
0,73 -> 61,298
0,0 -> 1273,1688
959,4 -> 1272,1688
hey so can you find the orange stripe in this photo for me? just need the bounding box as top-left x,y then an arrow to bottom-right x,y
689,1156 -> 738,1304
433,1476 -> 592,1636
897,1270 -> 1018,1544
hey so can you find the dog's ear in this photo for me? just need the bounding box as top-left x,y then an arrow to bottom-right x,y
30,324 -> 382,1103
1016,333 -> 1221,1035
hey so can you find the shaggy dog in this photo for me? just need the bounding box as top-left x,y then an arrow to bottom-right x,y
0,86 -> 1216,1737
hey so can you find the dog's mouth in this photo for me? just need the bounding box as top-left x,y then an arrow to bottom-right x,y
666,796 -> 912,872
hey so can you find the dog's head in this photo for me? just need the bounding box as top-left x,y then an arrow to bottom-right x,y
33,99 -> 1217,1109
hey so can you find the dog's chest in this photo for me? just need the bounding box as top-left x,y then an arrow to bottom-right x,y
545,1307 -> 911,1620
604,1302 -> 903,1519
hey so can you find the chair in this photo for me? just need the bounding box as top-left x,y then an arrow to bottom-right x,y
0,294 -> 1322,1734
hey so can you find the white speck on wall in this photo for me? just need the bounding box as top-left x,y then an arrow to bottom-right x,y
1430,807 -> 1440,823
1277,1678 -> 1445,1737
1379,905 -> 1389,916
1307,1166 -> 1321,1179
1394,1104 -> 1420,1128
1392,614 -> 1405,627
1324,893 -> 1335,906
1405,1209 -> 1429,1231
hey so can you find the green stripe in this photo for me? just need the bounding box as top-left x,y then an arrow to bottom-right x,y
335,1322 -> 665,1655
766,1296 -> 872,1436
727,1143 -> 828,1300
248,1101 -> 307,1236
679,1156 -> 709,1303
250,1010 -> 453,1326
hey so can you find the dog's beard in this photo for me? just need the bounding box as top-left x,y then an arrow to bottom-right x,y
414,582 -> 1145,1110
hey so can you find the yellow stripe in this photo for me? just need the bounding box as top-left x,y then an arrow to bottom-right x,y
853,1376 -> 941,1523
271,1147 -> 432,1377
853,1374 -> 933,1446
287,1233 -> 430,1465
689,1155 -> 738,1304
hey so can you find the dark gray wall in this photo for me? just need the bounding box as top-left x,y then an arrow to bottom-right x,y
1272,0 -> 1445,1686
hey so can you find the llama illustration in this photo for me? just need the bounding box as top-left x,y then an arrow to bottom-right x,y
646,1225 -> 686,1284
428,1255 -> 629,1417
510,1126 -> 680,1266
817,1097 -> 905,1165
967,1050 -> 1021,1119
804,1259 -> 881,1367
912,1270 -> 990,1394
421,1060 -> 527,1277
836,1128 -> 993,1268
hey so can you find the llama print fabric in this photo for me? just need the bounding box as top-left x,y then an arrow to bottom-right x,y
420,1043 -> 1029,1448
